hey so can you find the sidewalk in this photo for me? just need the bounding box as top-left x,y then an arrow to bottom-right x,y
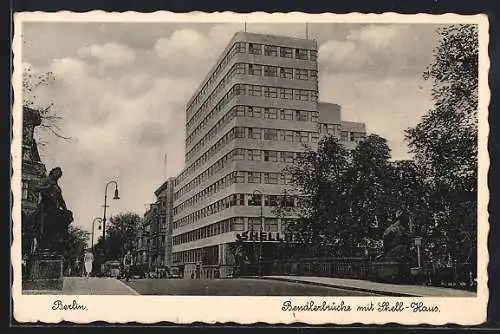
24,277 -> 139,295
260,276 -> 476,297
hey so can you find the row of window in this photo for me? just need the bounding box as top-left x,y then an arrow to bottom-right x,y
186,103 -> 319,148
174,169 -> 295,216
187,62 -> 318,134
172,245 -> 219,265
187,123 -> 318,162
187,41 -> 317,119
175,148 -> 303,201
173,193 -> 297,230
187,76 -> 317,134
172,217 -> 286,246
183,122 -> 312,189
230,63 -> 317,81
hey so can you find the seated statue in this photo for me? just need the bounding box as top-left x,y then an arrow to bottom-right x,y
379,210 -> 410,261
32,167 -> 73,254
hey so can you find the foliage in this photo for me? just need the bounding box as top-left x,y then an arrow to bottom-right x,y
61,225 -> 90,274
405,24 -> 478,266
274,135 -> 350,248
272,133 -> 432,259
23,65 -> 70,145
93,212 -> 141,262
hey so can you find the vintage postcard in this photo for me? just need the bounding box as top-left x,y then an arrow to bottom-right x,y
11,11 -> 489,325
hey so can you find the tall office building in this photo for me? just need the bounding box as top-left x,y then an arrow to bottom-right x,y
171,32 -> 366,278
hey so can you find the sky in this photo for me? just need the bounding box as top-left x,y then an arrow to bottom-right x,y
20,21 -> 444,238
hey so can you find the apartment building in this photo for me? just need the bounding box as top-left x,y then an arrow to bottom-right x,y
137,177 -> 175,270
170,32 -> 366,278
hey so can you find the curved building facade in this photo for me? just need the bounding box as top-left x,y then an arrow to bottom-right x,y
171,32 -> 366,278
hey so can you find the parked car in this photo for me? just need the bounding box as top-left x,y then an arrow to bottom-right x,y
166,266 -> 181,279
102,260 -> 121,278
128,264 -> 147,279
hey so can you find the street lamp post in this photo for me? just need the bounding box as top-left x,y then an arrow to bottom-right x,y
91,217 -> 103,254
102,180 -> 120,259
252,190 -> 264,277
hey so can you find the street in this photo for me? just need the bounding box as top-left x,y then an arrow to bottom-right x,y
124,278 -> 380,296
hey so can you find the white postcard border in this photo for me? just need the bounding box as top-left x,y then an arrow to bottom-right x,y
11,11 -> 490,325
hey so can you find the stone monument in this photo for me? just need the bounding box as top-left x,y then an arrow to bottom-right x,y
371,210 -> 411,282
23,167 -> 74,291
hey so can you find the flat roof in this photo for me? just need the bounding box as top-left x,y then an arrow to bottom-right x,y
186,31 -> 318,109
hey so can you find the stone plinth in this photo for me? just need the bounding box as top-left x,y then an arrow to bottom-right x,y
23,250 -> 64,291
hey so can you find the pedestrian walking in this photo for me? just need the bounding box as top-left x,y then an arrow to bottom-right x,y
123,250 -> 133,282
84,250 -> 94,278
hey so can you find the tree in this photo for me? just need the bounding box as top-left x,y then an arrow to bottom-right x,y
405,24 -> 478,267
60,226 -> 90,275
93,212 -> 141,262
337,134 -> 395,256
23,65 -> 70,145
274,135 -> 350,255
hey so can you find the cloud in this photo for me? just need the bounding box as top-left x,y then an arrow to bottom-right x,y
78,42 -> 136,67
318,24 -> 439,77
20,22 -> 441,235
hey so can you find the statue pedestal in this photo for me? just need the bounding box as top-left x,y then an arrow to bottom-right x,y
370,257 -> 410,283
23,250 -> 64,291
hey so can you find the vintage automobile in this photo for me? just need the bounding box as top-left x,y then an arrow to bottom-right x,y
166,266 -> 182,279
102,260 -> 121,278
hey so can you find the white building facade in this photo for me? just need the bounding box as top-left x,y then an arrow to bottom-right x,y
171,32 -> 366,278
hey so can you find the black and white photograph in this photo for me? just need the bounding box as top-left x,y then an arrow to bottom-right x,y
12,12 -> 489,324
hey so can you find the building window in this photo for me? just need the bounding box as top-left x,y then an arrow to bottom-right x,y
246,106 -> 262,118
300,132 -> 309,143
264,218 -> 279,232
295,69 -> 309,80
340,131 -> 349,141
296,110 -> 309,121
280,151 -> 295,163
248,149 -> 262,161
264,108 -> 278,119
310,50 -> 318,61
234,171 -> 245,183
279,88 -> 293,100
295,48 -> 308,60
280,47 -> 293,58
263,150 -> 278,162
264,66 -> 278,77
234,105 -> 246,117
235,127 -> 246,138
231,217 -> 245,231
249,43 -> 262,55
263,87 -> 278,98
310,91 -> 318,102
234,148 -> 246,160
295,90 -> 309,101
263,129 -> 278,141
310,70 -> 318,80
233,84 -> 246,96
248,127 -> 262,140
264,45 -> 278,56
281,130 -> 294,142
280,173 -> 293,185
311,133 -> 319,143
248,217 -> 262,231
248,64 -> 262,76
264,173 -> 279,185
311,111 -> 319,123
232,42 -> 246,54
248,85 -> 262,96
279,67 -> 293,79
233,63 -> 246,75
248,172 -> 262,184
249,194 -> 262,206
280,109 -> 293,120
